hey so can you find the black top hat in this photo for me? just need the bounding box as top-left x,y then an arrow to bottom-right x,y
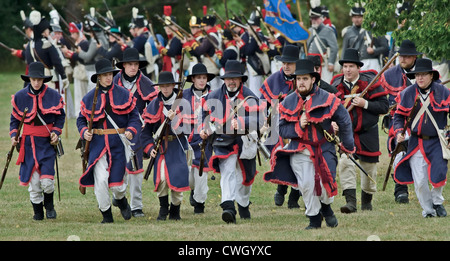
292,59 -> 320,84
339,48 -> 364,67
91,58 -> 120,83
275,45 -> 300,63
116,48 -> 149,69
220,60 -> 248,82
21,62 -> 53,83
306,55 -> 322,67
152,71 -> 181,86
406,58 -> 440,81
187,63 -> 215,82
398,40 -> 422,56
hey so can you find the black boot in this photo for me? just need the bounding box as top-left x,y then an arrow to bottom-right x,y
274,185 -> 288,206
287,188 -> 301,209
157,196 -> 169,221
394,183 -> 409,204
44,192 -> 57,219
100,207 -> 114,223
320,202 -> 338,228
220,200 -> 236,224
340,189 -> 357,213
361,190 -> 373,211
169,203 -> 181,220
305,213 -> 322,229
238,203 -> 251,219
193,201 -> 205,214
189,190 -> 196,206
31,202 -> 44,221
114,197 -> 132,220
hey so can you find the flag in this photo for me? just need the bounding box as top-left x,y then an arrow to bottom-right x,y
263,0 -> 309,43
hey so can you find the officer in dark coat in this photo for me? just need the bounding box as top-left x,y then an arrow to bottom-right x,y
331,48 -> 389,213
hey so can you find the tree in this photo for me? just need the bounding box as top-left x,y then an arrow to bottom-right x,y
347,0 -> 449,61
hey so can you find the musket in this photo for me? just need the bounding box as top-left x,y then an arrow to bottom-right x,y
0,107 -> 28,190
238,10 -> 267,53
145,9 -> 160,46
12,25 -> 32,41
382,96 -> 420,191
48,3 -> 71,30
84,15 -> 121,42
323,129 -> 376,184
0,42 -> 14,52
79,80 -> 100,195
346,52 -> 399,112
144,49 -> 186,181
154,14 -> 185,40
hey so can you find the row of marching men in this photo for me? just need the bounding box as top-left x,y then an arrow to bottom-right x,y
10,40 -> 449,228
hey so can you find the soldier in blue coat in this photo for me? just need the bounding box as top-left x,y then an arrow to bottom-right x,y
141,71 -> 190,221
182,64 -> 215,214
264,59 -> 355,229
394,58 -> 450,218
199,60 -> 263,224
77,59 -> 141,223
113,48 -> 158,218
10,62 -> 65,220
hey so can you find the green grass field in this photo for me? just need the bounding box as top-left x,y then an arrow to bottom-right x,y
0,72 -> 448,242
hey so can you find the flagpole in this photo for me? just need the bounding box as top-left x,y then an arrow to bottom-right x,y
293,0 -> 308,55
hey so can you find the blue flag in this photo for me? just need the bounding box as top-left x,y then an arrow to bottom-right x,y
263,0 -> 309,42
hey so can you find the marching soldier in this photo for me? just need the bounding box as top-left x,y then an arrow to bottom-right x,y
259,45 -> 302,208
24,11 -> 70,92
156,6 -> 183,78
241,11 -> 270,98
393,58 -> 449,218
182,63 -> 215,214
140,71 -> 191,221
217,29 -> 239,69
10,62 -> 65,220
77,58 -> 141,223
263,59 -> 355,229
341,4 -> 389,73
331,48 -> 389,213
97,25 -> 128,63
61,22 -> 90,116
306,5 -> 338,84
113,48 -> 158,217
379,39 -> 421,204
199,60 -> 263,224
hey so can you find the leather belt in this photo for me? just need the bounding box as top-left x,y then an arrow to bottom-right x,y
412,132 -> 436,140
93,128 -> 126,135
164,134 -> 181,142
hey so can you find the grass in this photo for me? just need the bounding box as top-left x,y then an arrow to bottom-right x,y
0,72 -> 448,242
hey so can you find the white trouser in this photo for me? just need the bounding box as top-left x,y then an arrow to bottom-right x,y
409,150 -> 445,217
361,58 -> 381,73
209,76 -> 223,91
156,159 -> 183,206
189,166 -> 209,203
86,70 -> 96,91
218,153 -> 251,207
246,64 -> 263,98
94,154 -> 128,212
73,77 -> 89,116
28,171 -> 54,204
290,152 -> 334,216
321,63 -> 334,84
127,172 -> 143,211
